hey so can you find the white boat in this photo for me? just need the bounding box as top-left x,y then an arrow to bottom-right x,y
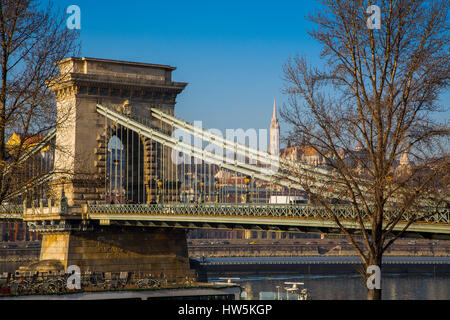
283,282 -> 311,300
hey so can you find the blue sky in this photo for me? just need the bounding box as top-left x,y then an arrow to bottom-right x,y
55,0 -> 323,135
55,0 -> 448,142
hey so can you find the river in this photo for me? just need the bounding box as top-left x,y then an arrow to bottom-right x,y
208,273 -> 450,300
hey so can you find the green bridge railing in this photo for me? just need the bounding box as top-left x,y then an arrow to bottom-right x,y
87,203 -> 450,225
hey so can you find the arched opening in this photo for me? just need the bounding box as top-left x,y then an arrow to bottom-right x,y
106,128 -> 146,204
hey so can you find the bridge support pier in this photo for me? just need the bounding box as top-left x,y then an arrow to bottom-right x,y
36,227 -> 196,281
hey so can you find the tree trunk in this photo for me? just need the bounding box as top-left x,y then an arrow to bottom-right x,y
367,287 -> 382,300
367,254 -> 382,300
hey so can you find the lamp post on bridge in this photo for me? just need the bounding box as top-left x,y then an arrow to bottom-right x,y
113,160 -> 119,203
60,176 -> 68,213
199,179 -> 205,204
244,175 -> 251,203
215,180 -> 220,203
157,179 -> 163,204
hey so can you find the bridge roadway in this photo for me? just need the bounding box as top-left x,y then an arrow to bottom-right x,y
1,203 -> 449,239
84,203 -> 450,240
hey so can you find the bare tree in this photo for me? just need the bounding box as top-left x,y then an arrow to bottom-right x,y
281,0 -> 449,299
0,0 -> 79,203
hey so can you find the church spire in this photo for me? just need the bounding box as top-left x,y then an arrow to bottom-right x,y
270,99 -> 280,156
271,99 -> 279,129
272,99 -> 277,119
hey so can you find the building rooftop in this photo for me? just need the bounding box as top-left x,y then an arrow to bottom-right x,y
58,57 -> 177,71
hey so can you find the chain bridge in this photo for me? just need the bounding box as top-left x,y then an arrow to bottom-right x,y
0,57 -> 448,280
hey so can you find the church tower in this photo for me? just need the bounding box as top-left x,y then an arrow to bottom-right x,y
270,99 -> 280,156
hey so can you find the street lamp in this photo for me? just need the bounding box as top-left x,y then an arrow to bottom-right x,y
244,176 -> 251,203
157,179 -> 163,204
113,160 -> 119,177
215,180 -> 220,203
113,160 -> 119,201
60,176 -> 68,212
60,177 -> 66,196
199,179 -> 205,203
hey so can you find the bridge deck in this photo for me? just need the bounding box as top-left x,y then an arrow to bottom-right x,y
1,203 -> 448,239
85,204 -> 450,239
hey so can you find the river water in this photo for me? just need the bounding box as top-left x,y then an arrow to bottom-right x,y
208,274 -> 450,300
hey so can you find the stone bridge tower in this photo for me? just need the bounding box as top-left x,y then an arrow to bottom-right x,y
24,58 -> 193,280
50,57 -> 187,205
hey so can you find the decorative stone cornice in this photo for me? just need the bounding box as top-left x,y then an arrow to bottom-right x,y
51,73 -> 187,103
52,72 -> 187,90
57,56 -> 177,71
49,57 -> 187,102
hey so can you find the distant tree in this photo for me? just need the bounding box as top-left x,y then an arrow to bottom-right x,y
281,0 -> 449,299
0,0 -> 79,202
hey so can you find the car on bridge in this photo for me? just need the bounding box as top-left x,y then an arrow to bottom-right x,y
25,243 -> 41,248
2,244 -> 18,249
290,199 -> 308,204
